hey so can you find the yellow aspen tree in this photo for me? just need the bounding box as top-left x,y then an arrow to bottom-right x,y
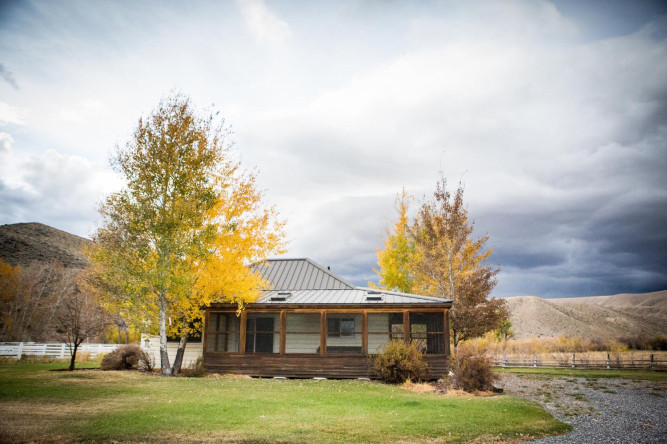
88,93 -> 285,376
371,189 -> 415,293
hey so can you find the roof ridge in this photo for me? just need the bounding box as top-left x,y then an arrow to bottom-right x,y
253,258 -> 355,290
302,258 -> 355,289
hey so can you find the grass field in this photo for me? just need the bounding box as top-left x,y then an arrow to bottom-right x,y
496,367 -> 667,381
0,363 -> 569,443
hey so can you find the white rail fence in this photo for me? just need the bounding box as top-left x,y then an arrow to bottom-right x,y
1,339 -> 204,368
0,342 -> 121,360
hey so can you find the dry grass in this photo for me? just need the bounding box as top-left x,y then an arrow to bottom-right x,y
504,293 -> 666,340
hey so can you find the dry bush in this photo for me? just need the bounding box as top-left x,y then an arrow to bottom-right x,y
620,336 -> 667,351
371,340 -> 429,384
451,343 -> 498,393
100,344 -> 151,371
471,332 -> 631,357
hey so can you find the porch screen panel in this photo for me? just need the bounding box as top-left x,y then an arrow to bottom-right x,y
409,312 -> 445,354
285,313 -> 320,354
206,313 -> 240,352
245,313 -> 279,353
367,313 -> 404,354
326,313 -> 362,354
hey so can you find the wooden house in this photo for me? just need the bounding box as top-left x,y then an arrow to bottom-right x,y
204,258 -> 452,379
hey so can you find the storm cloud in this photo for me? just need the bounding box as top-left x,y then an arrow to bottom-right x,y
0,0 -> 665,297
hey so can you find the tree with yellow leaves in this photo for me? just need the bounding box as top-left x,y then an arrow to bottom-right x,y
374,180 -> 506,348
371,189 -> 415,294
89,93 -> 285,376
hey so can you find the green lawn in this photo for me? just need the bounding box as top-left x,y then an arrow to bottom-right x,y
0,363 -> 569,443
496,367 -> 667,382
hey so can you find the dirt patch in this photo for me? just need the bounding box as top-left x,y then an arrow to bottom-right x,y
399,380 -> 497,397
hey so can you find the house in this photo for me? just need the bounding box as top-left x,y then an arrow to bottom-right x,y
203,258 -> 452,379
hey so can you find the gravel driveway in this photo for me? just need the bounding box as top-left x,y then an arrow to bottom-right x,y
500,373 -> 667,443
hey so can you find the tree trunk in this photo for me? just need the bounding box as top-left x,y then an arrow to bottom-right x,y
68,342 -> 79,371
171,329 -> 189,375
453,329 -> 459,351
159,290 -> 171,376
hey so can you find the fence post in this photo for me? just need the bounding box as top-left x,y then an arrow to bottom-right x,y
17,342 -> 24,359
533,354 -> 537,368
571,353 -> 575,369
61,343 -> 66,359
606,353 -> 610,370
502,354 -> 507,368
650,354 -> 654,370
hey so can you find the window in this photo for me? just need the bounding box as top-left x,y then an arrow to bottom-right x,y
409,312 -> 446,354
206,313 -> 240,352
327,313 -> 362,354
245,314 -> 279,353
368,313 -> 404,353
327,317 -> 354,337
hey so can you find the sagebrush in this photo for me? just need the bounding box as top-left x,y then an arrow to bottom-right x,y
100,344 -> 152,371
372,340 -> 429,383
451,344 -> 497,392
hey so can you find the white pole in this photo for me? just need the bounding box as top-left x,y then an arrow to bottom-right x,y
17,342 -> 24,359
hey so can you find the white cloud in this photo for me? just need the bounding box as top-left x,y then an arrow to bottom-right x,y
0,132 -> 12,156
0,145 -> 122,237
0,102 -> 27,125
237,0 -> 290,46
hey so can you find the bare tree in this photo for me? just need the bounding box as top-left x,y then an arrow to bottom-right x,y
56,271 -> 109,371
0,260 -> 64,342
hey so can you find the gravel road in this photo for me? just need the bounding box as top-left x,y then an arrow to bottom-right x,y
500,373 -> 667,443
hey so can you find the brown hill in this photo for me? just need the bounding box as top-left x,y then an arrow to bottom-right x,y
0,222 -> 90,269
505,292 -> 667,340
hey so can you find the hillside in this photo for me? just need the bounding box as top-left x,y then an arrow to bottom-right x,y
0,222 -> 90,269
505,292 -> 667,340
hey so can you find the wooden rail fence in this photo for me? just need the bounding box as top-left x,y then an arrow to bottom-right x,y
0,342 -> 121,360
492,353 -> 666,370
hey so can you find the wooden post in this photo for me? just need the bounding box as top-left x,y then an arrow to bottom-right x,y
444,309 -> 451,356
403,311 -> 410,343
320,311 -> 327,356
239,311 -> 247,354
17,342 -> 23,359
202,310 -> 209,354
606,353 -> 610,370
533,354 -> 537,368
571,353 -> 575,369
502,354 -> 507,368
650,354 -> 654,370
361,311 -> 368,355
279,311 -> 286,355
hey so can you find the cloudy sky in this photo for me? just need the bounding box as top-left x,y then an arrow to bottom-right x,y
1,0 -> 666,298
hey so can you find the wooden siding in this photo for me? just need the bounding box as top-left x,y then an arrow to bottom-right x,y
205,353 -> 448,380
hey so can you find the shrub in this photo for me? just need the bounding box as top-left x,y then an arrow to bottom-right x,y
372,340 -> 429,383
100,344 -> 152,371
451,343 -> 498,392
646,336 -> 667,351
